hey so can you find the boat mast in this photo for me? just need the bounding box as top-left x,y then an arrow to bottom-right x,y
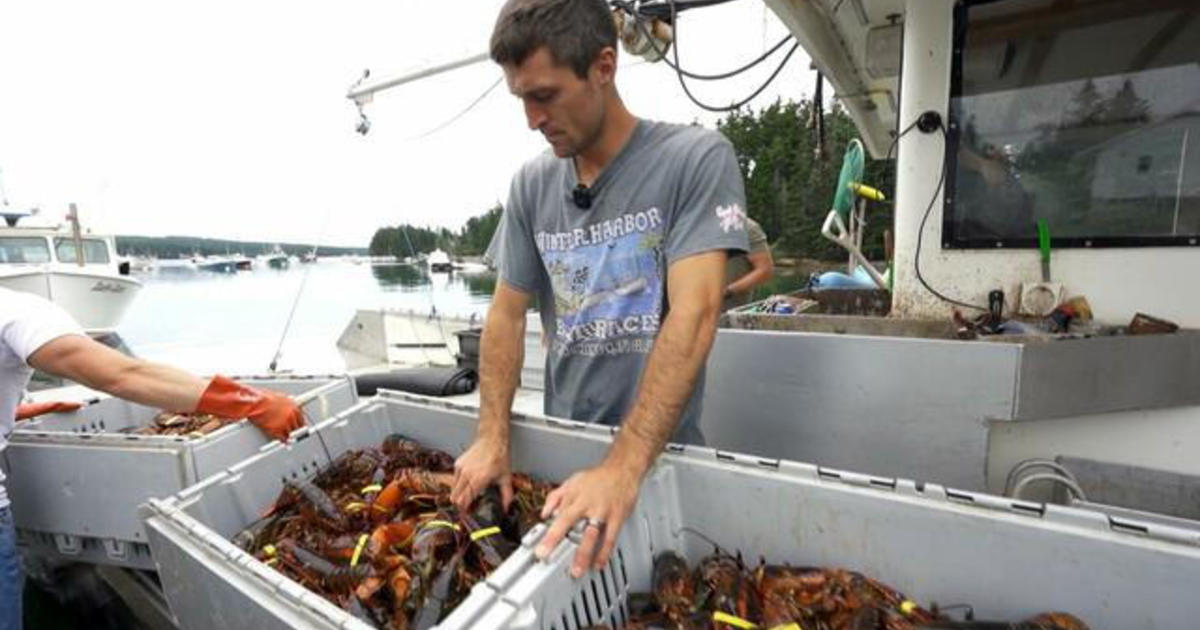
68,202 -> 85,267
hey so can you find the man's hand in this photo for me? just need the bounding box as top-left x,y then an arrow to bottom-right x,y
451,435 -> 513,511
536,461 -> 640,578
243,389 -> 306,441
194,375 -> 304,441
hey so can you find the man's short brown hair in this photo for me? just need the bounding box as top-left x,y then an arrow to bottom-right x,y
490,0 -> 618,79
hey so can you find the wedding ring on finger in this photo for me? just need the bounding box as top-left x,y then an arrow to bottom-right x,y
584,517 -> 605,530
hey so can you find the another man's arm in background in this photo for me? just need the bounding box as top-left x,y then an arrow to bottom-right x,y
536,249 -> 726,577
725,250 -> 773,297
725,221 -> 774,299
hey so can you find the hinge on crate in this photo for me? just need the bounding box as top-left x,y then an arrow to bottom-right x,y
943,488 -> 1045,517
1107,517 -> 1150,536
817,467 -> 897,490
713,450 -> 783,471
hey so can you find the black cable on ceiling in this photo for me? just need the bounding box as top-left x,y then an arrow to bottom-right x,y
624,0 -> 801,113
610,0 -> 793,81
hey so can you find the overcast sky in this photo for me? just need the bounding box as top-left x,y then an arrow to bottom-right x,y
0,1 -> 813,248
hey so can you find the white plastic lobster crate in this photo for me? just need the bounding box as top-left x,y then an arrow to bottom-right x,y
473,447 -> 1200,630
139,390 -> 638,630
2,374 -> 358,569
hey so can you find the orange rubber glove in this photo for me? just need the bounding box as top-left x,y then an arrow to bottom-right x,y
194,375 -> 304,441
15,401 -> 84,421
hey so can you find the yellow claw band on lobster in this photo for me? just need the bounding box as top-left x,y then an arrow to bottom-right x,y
360,484 -> 383,494
470,526 -> 502,542
261,544 -> 277,557
422,520 -> 461,532
769,624 -> 802,630
713,611 -> 758,629
350,534 -> 369,567
899,600 -> 917,616
344,502 -> 367,513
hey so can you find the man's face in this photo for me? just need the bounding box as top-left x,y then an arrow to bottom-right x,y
504,47 -> 609,158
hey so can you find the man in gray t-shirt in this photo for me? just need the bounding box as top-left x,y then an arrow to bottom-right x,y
492,118 -> 746,443
451,0 -> 747,580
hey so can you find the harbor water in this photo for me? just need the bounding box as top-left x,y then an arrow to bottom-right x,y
119,260 -> 496,375
117,259 -> 811,375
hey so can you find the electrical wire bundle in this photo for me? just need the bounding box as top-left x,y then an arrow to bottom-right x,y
612,0 -> 801,112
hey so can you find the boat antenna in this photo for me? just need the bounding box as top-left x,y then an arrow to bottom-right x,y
268,207 -> 334,373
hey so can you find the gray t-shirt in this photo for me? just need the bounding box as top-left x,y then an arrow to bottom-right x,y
491,120 -> 749,444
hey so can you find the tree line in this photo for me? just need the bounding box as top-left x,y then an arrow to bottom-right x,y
116,235 -> 365,259
718,99 -> 894,261
369,206 -> 501,259
369,97 -> 894,262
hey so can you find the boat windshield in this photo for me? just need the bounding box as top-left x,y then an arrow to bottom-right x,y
946,0 -> 1200,248
54,238 -> 112,264
0,236 -> 52,264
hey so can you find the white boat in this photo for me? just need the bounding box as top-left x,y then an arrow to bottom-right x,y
153,258 -> 199,274
257,245 -> 289,270
452,260 -> 490,274
0,207 -> 141,333
192,256 -> 237,273
426,248 -> 452,273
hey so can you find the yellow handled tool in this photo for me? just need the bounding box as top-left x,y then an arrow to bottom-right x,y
848,181 -> 886,202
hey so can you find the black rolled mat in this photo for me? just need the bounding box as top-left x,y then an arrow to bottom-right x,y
354,367 -> 478,397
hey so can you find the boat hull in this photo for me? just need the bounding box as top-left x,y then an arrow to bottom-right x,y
0,270 -> 141,333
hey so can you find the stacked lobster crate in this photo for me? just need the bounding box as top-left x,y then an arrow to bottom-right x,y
139,391 -> 1200,630
1,375 -> 359,569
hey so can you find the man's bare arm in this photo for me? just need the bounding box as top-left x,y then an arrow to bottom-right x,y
536,250 -> 727,576
28,336 -> 207,412
725,249 -> 774,296
604,250 -> 726,476
450,280 -> 531,510
477,281 -> 531,437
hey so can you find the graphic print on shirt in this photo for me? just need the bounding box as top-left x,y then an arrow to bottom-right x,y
536,208 -> 664,357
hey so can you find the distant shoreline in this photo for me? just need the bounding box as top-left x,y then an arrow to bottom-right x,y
116,235 -> 367,259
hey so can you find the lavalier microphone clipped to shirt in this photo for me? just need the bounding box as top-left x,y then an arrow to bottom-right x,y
572,184 -> 593,210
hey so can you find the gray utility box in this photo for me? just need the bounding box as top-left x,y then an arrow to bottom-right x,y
705,316 -> 1200,491
1,375 -> 358,569
143,391 -> 1200,630
140,391 -> 623,630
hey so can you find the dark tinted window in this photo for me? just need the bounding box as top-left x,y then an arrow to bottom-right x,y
947,0 -> 1200,247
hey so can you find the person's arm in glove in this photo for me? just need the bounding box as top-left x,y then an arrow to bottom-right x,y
192,375 -> 304,440
27,335 -> 302,440
15,401 -> 84,421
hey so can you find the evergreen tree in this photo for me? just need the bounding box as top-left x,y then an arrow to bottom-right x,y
1065,79 -> 1105,128
1103,79 -> 1151,125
